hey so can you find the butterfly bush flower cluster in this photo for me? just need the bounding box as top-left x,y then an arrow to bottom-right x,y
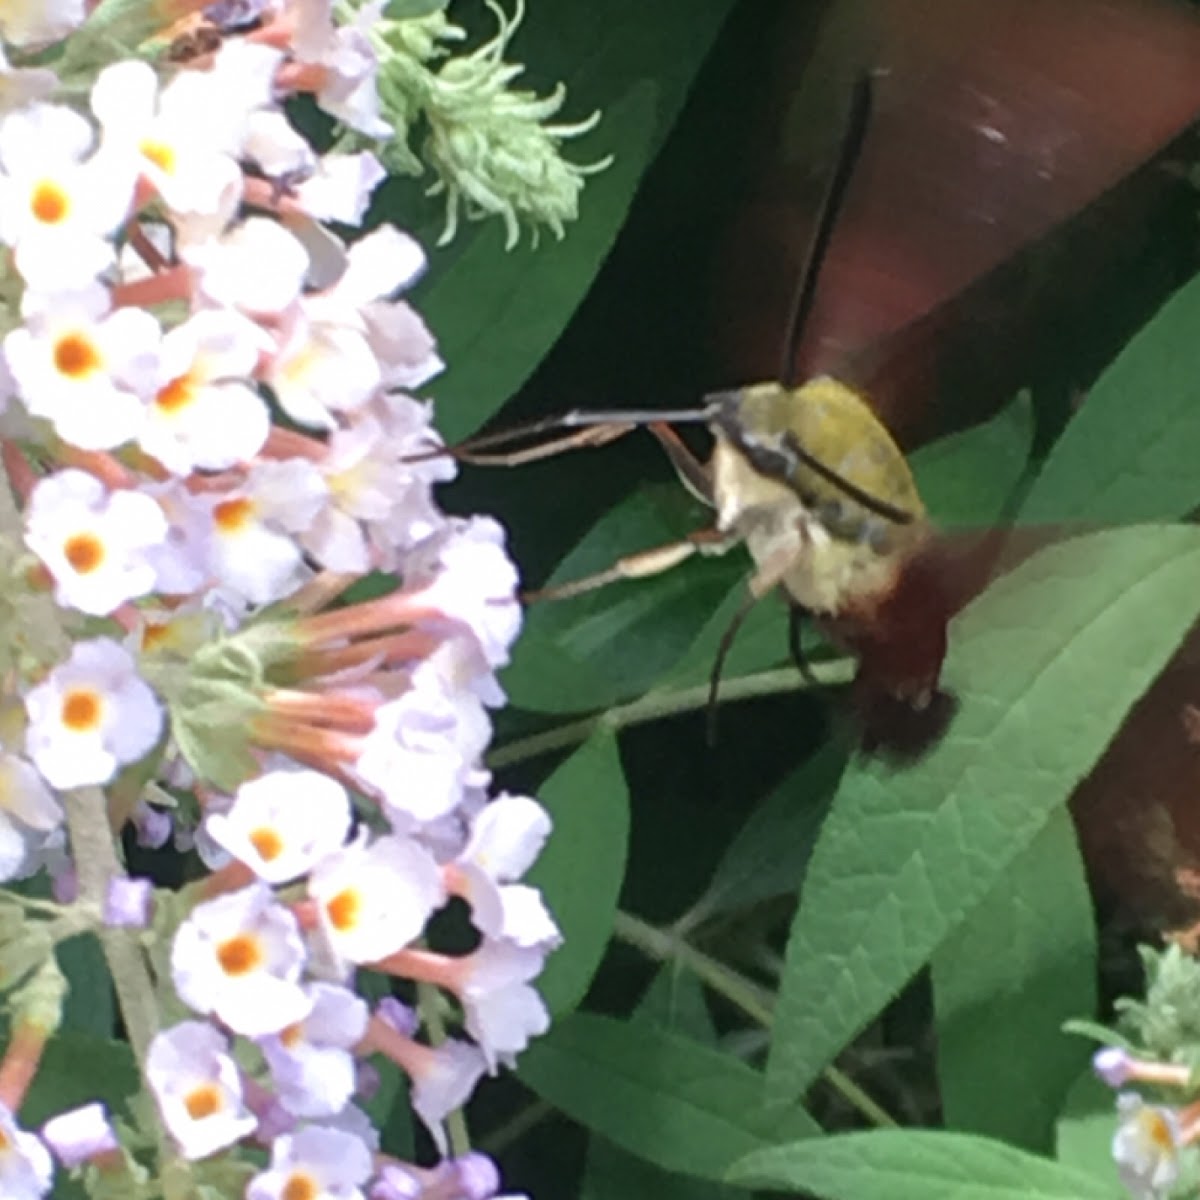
1088,945 -> 1200,1199
0,1 -> 595,1196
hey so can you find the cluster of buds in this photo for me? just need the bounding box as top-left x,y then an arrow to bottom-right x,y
1090,945 -> 1200,1199
0,1 -> 593,1197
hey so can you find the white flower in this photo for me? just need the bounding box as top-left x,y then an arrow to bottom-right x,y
208,461 -> 327,606
1113,1092 -> 1182,1199
402,518 -> 522,669
39,1102 -> 118,1169
24,638 -> 163,790
92,45 -> 280,216
189,215 -> 309,316
292,151 -> 385,225
205,768 -> 352,884
407,1039 -> 488,1157
145,1022 -> 257,1161
139,309 -> 271,475
308,833 -> 444,968
453,795 -> 559,949
5,285 -> 160,450
356,678 -> 491,829
0,0 -> 84,48
291,0 -> 392,138
260,982 -> 368,1118
0,1104 -> 52,1199
247,1125 -> 373,1200
171,882 -> 312,1037
453,941 -> 551,1068
307,396 -> 452,574
0,103 -> 133,288
24,469 -> 167,615
0,752 -> 62,884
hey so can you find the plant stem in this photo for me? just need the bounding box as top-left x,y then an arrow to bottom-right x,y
613,909 -> 897,1129
490,661 -> 854,769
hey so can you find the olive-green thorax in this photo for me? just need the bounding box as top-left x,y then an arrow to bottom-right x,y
707,377 -> 928,615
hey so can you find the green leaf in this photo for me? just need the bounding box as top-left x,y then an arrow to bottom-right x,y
504,484 -> 729,712
911,393 -> 1035,527
419,0 -> 740,441
1017,274 -> 1200,523
57,935 -> 114,1038
727,1129 -> 1114,1199
583,1142 -> 744,1200
1055,1068 -> 1123,1195
767,524 -> 1200,1103
526,733 -> 630,1015
581,972 -> 741,1200
681,742 -> 847,930
22,1032 -> 137,1127
518,1011 -> 820,1181
933,810 -> 1096,1151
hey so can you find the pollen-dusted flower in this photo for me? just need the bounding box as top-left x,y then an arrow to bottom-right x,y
205,768 -> 352,884
24,637 -> 163,790
4,284 -> 160,451
145,1022 -> 257,1161
260,982 -> 369,1118
24,469 -> 168,616
1113,1092 -> 1182,1199
247,1124 -> 374,1200
171,882 -> 313,1037
0,102 -> 134,289
308,832 -> 445,969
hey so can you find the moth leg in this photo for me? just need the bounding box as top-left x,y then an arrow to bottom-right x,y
523,526 -> 735,604
453,421 -> 634,467
787,603 -> 824,690
648,421 -> 714,507
707,544 -> 800,742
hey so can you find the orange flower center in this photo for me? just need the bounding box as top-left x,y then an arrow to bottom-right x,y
53,333 -> 100,379
61,689 -> 101,732
30,181 -> 68,224
249,827 -> 283,862
214,497 -> 253,531
216,934 -> 262,977
63,533 -> 104,574
326,889 -> 359,932
183,1084 -> 221,1120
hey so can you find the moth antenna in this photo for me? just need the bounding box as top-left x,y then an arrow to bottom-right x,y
777,71 -> 874,389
